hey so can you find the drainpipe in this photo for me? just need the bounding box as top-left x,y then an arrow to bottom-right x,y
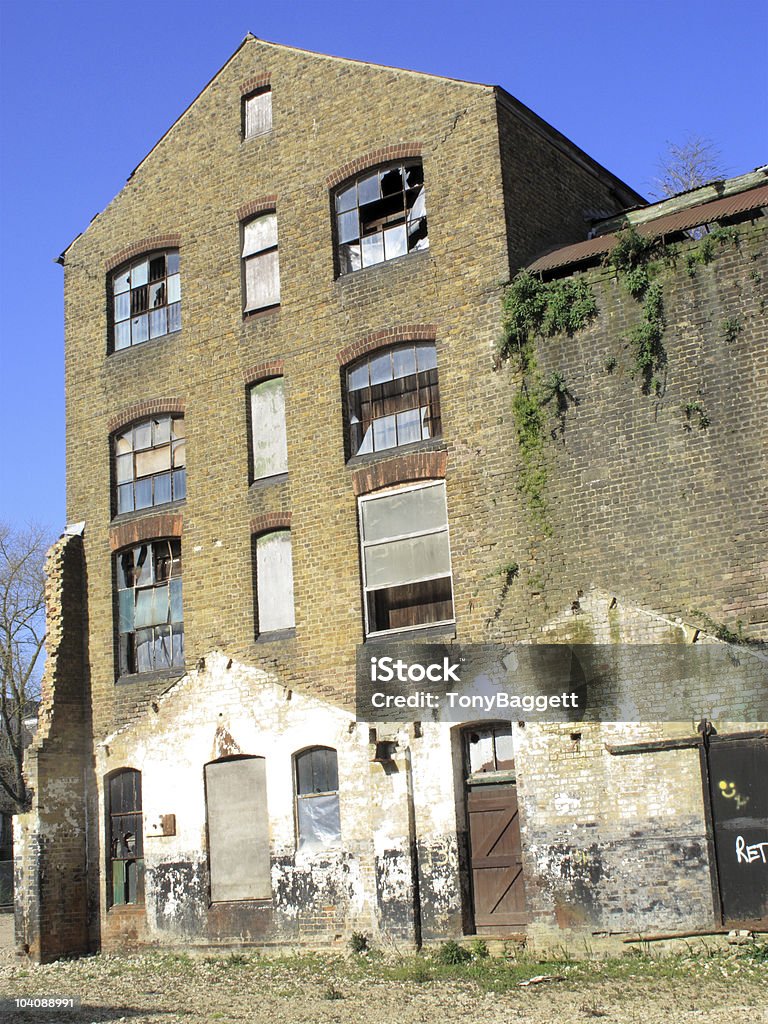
404,744 -> 423,950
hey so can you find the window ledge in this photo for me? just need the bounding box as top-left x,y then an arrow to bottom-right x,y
334,247 -> 431,284
364,622 -> 456,644
107,329 -> 181,359
255,628 -> 296,645
107,903 -> 145,914
116,667 -> 187,687
249,472 -> 288,492
110,499 -> 185,526
346,437 -> 446,470
243,304 -> 280,321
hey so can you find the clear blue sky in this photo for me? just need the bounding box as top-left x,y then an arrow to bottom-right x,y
1,0 -> 766,537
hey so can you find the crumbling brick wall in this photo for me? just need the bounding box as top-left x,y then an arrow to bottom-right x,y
14,533 -> 95,962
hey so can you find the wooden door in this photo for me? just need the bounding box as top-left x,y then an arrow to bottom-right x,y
467,783 -> 527,932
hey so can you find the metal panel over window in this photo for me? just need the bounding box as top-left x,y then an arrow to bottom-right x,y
243,213 -> 280,312
335,162 -> 428,275
112,250 -> 181,351
114,415 -> 186,514
205,757 -> 270,902
116,539 -> 184,675
255,530 -> 295,634
359,481 -> 454,636
243,89 -> 272,139
250,378 -> 288,479
108,769 -> 144,906
295,747 -> 341,850
346,342 -> 440,458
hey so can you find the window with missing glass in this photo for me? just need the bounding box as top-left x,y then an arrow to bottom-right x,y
295,747 -> 341,850
114,415 -> 186,514
243,88 -> 272,138
358,481 -> 454,636
116,538 -> 184,676
242,213 -> 280,313
108,768 -> 144,906
345,342 -> 440,457
334,161 -> 428,275
111,251 -> 181,351
463,723 -> 515,777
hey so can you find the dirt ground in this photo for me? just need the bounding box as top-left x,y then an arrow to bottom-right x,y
0,920 -> 766,1024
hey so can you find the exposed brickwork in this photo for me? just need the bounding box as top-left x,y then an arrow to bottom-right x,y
325,144 -> 424,188
105,235 -> 182,272
15,534 -> 94,962
337,324 -> 437,366
109,512 -> 183,551
250,511 -> 292,534
243,359 -> 284,384
236,195 -> 278,221
240,73 -> 271,95
107,398 -> 185,434
351,450 -> 447,495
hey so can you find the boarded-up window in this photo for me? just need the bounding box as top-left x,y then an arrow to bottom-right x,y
295,747 -> 341,850
205,757 -> 270,902
250,378 -> 288,479
108,768 -> 144,906
243,89 -> 272,139
255,530 -> 295,634
359,481 -> 454,636
242,213 -> 279,312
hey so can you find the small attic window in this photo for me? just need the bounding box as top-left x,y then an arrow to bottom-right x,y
243,88 -> 272,139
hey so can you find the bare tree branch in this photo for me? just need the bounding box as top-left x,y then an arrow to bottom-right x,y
649,135 -> 728,199
0,522 -> 53,809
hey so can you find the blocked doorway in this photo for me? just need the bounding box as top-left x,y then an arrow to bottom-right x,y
462,723 -> 527,933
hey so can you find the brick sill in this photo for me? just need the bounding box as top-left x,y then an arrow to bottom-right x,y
346,438 -> 446,470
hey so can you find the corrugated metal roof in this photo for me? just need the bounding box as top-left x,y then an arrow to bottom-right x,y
528,184 -> 768,274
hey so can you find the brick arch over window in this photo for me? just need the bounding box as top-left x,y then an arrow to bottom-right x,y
109,512 -> 183,552
325,144 -> 423,190
105,236 -> 182,273
352,452 -> 447,496
337,325 -> 436,367
236,195 -> 278,222
250,512 -> 292,536
240,72 -> 271,96
243,359 -> 284,385
108,398 -> 186,435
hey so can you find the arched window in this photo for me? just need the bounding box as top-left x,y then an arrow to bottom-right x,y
345,342 -> 440,458
334,161 -> 428,275
113,415 -> 186,514
107,769 -> 143,906
116,538 -> 184,675
111,250 -> 181,350
294,747 -> 341,850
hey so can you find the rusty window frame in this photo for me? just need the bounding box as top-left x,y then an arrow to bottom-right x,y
107,768 -> 144,906
334,161 -> 428,276
113,414 -> 186,515
116,538 -> 184,676
110,250 -> 181,351
344,342 -> 441,459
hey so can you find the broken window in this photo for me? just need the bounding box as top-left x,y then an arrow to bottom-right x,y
335,161 -> 428,275
358,481 -> 454,636
108,768 -> 144,906
114,415 -> 186,514
242,213 -> 280,313
112,250 -> 181,351
250,377 -> 288,480
295,747 -> 341,850
464,723 -> 515,776
254,530 -> 295,634
205,756 -> 271,901
116,538 -> 184,676
243,88 -> 272,139
345,342 -> 441,458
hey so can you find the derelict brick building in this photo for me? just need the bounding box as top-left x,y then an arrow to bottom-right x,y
14,36 -> 768,961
